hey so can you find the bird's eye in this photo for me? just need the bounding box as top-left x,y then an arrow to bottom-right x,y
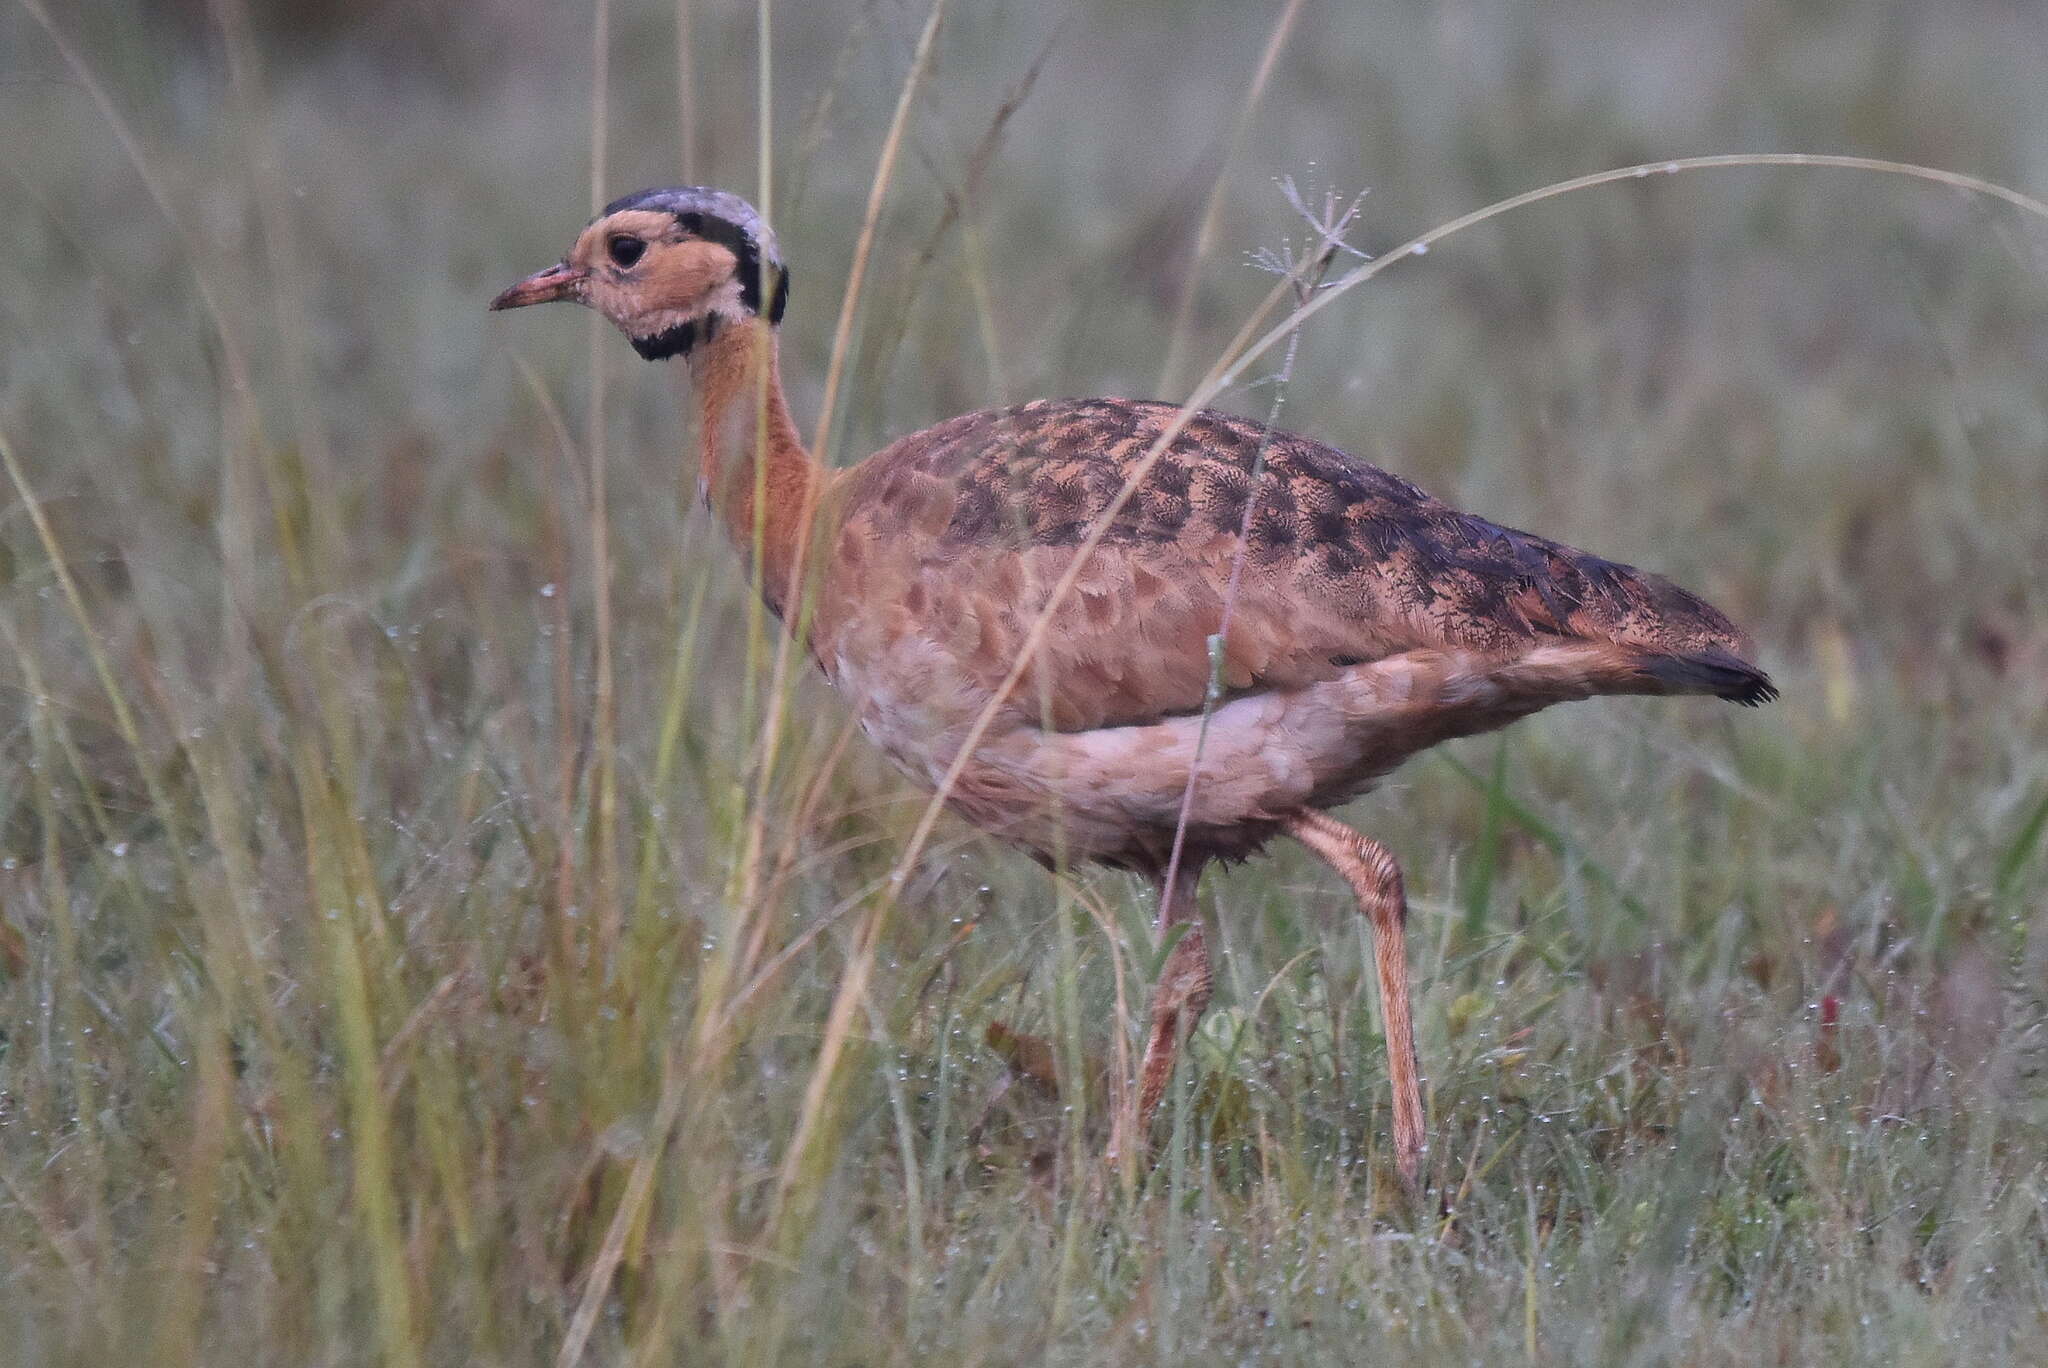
607,235 -> 646,268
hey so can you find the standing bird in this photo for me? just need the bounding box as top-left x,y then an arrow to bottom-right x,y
491,186 -> 1774,1183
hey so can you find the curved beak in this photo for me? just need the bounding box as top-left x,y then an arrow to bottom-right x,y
488,261 -> 586,311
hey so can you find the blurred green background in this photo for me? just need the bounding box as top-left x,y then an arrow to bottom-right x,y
2,1 -> 2045,1363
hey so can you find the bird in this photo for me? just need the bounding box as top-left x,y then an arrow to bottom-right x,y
491,185 -> 1775,1185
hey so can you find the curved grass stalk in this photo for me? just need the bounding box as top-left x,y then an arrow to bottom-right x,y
888,152 -> 2048,900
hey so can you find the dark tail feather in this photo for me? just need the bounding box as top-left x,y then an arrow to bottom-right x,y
1639,646 -> 1779,707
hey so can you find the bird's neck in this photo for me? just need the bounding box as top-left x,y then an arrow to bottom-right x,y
681,316 -> 823,616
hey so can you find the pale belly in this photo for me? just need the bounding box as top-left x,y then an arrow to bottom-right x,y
824,632 -> 1587,871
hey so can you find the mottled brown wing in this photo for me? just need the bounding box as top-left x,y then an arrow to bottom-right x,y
827,398 -> 1761,732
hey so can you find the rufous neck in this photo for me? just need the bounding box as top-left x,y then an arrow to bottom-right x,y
681,317 -> 820,615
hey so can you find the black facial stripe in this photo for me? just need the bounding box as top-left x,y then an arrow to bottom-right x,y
631,313 -> 721,361
670,211 -> 787,322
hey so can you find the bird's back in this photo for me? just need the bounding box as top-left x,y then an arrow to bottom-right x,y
822,398 -> 1771,733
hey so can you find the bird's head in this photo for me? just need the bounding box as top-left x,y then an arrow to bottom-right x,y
489,186 -> 789,360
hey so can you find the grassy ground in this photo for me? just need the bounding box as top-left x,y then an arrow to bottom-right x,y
2,0 -> 2046,1362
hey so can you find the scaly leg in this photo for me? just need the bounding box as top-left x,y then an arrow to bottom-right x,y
1284,811 -> 1425,1184
1106,858 -> 1212,1173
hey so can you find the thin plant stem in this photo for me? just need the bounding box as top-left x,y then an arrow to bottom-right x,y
1159,181 -> 1367,918
557,1047 -> 689,1368
738,0 -> 947,915
1153,0 -> 1306,397
515,359 -> 589,982
588,0 -> 623,961
676,0 -> 697,180
812,0 -> 950,468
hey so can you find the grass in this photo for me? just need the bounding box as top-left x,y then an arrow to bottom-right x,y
3,0 -> 2047,1362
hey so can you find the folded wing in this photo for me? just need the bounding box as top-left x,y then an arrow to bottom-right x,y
826,398 -> 1771,733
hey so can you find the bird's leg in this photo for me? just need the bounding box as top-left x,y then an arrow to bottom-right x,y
1106,859 -> 1212,1175
1283,811 -> 1425,1185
